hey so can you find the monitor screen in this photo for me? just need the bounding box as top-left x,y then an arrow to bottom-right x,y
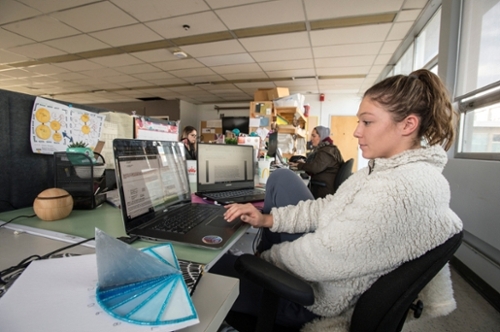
222,116 -> 250,135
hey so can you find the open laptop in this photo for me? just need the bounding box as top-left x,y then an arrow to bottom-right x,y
195,143 -> 266,204
113,139 -> 243,250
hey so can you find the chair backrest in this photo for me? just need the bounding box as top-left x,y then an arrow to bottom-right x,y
334,158 -> 354,192
349,231 -> 463,332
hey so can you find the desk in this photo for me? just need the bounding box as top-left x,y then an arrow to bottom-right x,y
0,205 -> 244,332
0,203 -> 249,270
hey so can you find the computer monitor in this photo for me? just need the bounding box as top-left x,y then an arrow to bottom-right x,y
222,116 -> 250,135
266,132 -> 285,165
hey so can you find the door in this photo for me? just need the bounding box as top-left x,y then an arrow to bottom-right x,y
330,116 -> 359,171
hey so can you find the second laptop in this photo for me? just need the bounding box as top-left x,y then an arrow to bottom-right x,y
195,143 -> 265,204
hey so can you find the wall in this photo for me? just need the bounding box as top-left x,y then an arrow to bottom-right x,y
438,0 -> 500,296
89,99 -> 181,119
179,100 -> 199,139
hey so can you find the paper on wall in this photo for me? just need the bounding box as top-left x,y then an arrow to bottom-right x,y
30,97 -> 105,155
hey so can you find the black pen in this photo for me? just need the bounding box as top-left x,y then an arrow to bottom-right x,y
189,272 -> 203,296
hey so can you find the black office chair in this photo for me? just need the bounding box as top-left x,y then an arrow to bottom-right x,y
225,231 -> 463,332
333,158 -> 354,193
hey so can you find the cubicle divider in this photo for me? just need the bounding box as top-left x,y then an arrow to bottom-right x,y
0,89 -> 110,212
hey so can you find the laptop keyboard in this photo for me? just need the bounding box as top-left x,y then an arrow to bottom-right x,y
151,205 -> 221,234
205,188 -> 264,200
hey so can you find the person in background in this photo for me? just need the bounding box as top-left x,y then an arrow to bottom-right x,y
211,69 -> 463,330
180,126 -> 197,160
289,125 -> 344,198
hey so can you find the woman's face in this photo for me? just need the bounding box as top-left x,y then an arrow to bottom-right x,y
310,129 -> 321,147
187,130 -> 197,144
354,97 -> 412,159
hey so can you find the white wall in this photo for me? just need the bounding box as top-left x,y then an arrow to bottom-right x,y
303,93 -> 368,170
179,100 -> 199,139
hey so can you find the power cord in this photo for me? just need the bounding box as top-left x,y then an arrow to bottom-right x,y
0,236 -> 95,288
0,214 -> 36,229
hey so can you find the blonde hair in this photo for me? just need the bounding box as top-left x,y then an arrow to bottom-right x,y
364,69 -> 457,151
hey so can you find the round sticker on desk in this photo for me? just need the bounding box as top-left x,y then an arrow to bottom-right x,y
202,235 -> 222,245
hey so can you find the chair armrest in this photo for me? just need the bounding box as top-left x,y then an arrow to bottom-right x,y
234,254 -> 314,306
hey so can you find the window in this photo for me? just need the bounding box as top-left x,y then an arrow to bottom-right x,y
455,0 -> 500,160
415,7 -> 441,69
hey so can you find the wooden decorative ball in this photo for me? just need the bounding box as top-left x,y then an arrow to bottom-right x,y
33,188 -> 74,221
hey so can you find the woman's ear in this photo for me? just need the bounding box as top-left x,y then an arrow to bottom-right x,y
401,115 -> 419,136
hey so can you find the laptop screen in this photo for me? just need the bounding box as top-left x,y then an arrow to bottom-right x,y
197,143 -> 255,192
113,139 -> 190,229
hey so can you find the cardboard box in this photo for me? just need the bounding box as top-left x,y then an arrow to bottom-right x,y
267,87 -> 289,100
254,89 -> 272,101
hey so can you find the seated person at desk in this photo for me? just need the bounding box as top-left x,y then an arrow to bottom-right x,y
180,125 -> 197,160
212,69 -> 463,330
289,126 -> 344,198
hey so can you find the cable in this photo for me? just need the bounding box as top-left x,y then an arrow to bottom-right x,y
0,236 -> 95,286
0,214 -> 36,229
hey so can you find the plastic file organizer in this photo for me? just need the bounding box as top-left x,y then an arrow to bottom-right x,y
54,151 -> 107,209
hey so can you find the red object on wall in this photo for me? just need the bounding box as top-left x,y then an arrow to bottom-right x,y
319,93 -> 325,102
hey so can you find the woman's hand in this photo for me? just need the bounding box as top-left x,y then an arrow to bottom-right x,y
224,203 -> 273,228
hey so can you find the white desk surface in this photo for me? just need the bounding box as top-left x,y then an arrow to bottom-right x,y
0,227 -> 239,332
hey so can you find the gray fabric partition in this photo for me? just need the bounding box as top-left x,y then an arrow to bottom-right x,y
0,89 -> 109,212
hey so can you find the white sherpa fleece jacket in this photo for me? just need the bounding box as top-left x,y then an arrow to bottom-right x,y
260,145 -> 463,324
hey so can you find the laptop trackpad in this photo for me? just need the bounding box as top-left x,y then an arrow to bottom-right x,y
207,215 -> 237,228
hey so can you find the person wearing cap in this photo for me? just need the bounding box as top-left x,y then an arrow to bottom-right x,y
289,125 -> 344,198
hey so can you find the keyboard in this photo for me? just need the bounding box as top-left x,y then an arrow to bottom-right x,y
151,205 -> 221,234
204,188 -> 264,200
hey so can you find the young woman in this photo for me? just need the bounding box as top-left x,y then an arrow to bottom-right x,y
289,125 -> 344,198
212,69 -> 463,329
180,126 -> 197,160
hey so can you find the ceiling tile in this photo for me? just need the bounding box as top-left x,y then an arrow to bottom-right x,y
313,42 -> 382,58
403,0 -> 428,9
146,12 -> 227,39
44,34 -> 111,53
15,0 -> 97,13
221,72 -> 268,80
310,24 -> 392,47
169,67 -> 217,78
317,66 -> 370,76
315,55 -> 375,68
0,28 -> 34,49
23,64 -> 69,75
386,22 -> 413,40
211,63 -> 262,75
110,0 -> 210,21
153,59 -> 204,71
374,53 -> 392,65
215,0 -> 304,30
0,0 -> 42,24
131,49 -> 179,63
132,72 -> 175,81
396,9 -> 422,22
267,68 -> 316,78
51,2 -> 138,33
251,48 -> 313,62
78,68 -> 123,78
7,43 -> 66,59
3,16 -> 80,42
114,63 -> 161,75
260,59 -> 314,71
181,40 -> 246,57
198,53 -> 254,67
239,32 -> 310,52
380,40 -> 401,54
0,50 -> 30,65
54,59 -> 105,72
304,0 -> 404,20
89,54 -> 144,67
90,24 -> 163,47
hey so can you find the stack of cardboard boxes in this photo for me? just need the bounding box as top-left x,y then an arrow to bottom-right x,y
249,87 -> 308,158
